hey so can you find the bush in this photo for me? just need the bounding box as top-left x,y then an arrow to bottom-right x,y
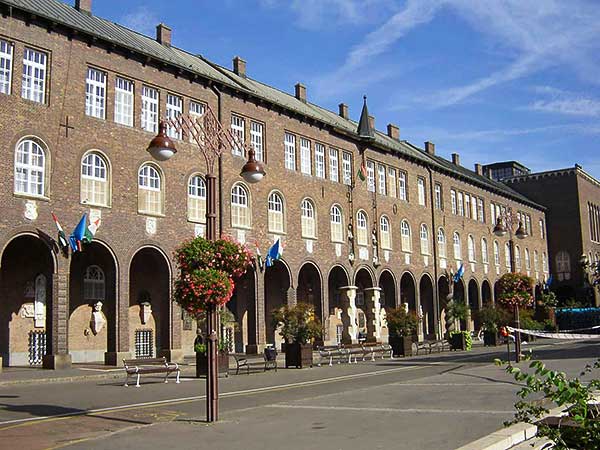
520,308 -> 544,331
272,303 -> 323,344
497,272 -> 535,310
476,305 -> 511,332
450,330 -> 472,350
386,308 -> 418,337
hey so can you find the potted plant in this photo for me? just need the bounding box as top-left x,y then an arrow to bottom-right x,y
386,308 -> 418,356
450,330 -> 472,351
476,305 -> 509,346
194,338 -> 230,377
272,303 -> 322,368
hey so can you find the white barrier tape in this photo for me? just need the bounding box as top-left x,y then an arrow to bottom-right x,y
506,326 -> 600,340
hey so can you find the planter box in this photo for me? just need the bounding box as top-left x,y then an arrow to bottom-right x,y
285,343 -> 313,368
389,336 -> 413,357
450,333 -> 466,351
483,331 -> 500,347
196,352 -> 229,378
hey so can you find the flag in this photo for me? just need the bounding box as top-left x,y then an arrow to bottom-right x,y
83,217 -> 101,244
51,212 -> 69,250
357,159 -> 367,182
265,238 -> 282,268
255,242 -> 264,271
544,274 -> 553,290
69,213 -> 87,252
453,264 -> 465,283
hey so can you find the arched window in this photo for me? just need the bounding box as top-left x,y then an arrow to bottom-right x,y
401,220 -> 411,252
138,163 -> 163,215
420,224 -> 429,255
481,238 -> 488,264
543,252 -> 548,271
301,198 -> 316,238
267,191 -> 285,233
380,215 -> 391,250
467,235 -> 475,262
494,240 -> 500,266
81,152 -> 109,206
515,245 -> 521,269
453,232 -> 461,260
356,210 -> 368,246
504,242 -> 511,268
437,228 -> 446,258
534,250 -> 539,270
556,251 -> 571,279
525,248 -> 531,270
14,138 -> 46,197
187,174 -> 206,223
231,183 -> 251,228
84,265 -> 105,301
330,205 -> 344,243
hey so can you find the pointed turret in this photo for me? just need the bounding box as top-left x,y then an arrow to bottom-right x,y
357,95 -> 375,140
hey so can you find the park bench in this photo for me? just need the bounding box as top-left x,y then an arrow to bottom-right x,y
123,357 -> 180,387
317,345 -> 347,366
344,343 -> 368,363
233,347 -> 278,375
362,343 -> 394,361
415,339 -> 451,355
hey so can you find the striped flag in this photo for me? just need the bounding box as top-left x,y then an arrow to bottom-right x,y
69,213 -> 87,252
83,217 -> 101,244
357,159 -> 367,182
51,213 -> 69,251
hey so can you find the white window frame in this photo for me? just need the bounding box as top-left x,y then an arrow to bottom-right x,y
453,232 -> 461,260
481,238 -> 488,264
85,67 -> 106,118
301,198 -> 316,239
525,248 -> 531,270
417,178 -> 426,206
330,205 -> 344,243
420,224 -> 429,255
231,115 -> 245,157
231,183 -> 251,228
83,265 -> 105,301
300,138 -> 312,175
22,47 -> 47,103
380,215 -> 391,250
467,235 -> 475,262
458,192 -> 464,216
366,160 -> 375,192
114,77 -> 134,127
342,151 -> 352,185
388,168 -> 397,198
329,148 -> 339,182
166,93 -> 183,139
356,210 -> 368,246
515,245 -> 521,269
471,195 -> 477,220
138,164 -> 162,215
268,191 -> 285,234
494,241 -> 500,266
505,243 -> 511,268
315,143 -> 325,179
187,175 -> 206,223
437,228 -> 446,259
81,152 -> 109,207
0,39 -> 13,95
451,189 -> 457,214
14,138 -> 46,197
401,220 -> 411,252
250,121 -> 264,162
478,198 -> 484,222
465,194 -> 470,218
434,184 -> 442,210
534,250 -> 539,271
189,101 -> 205,143
141,86 -> 159,133
378,164 -> 386,196
284,132 -> 296,171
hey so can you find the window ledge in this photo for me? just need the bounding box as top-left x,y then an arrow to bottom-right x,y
187,219 -> 207,225
13,192 -> 50,202
232,225 -> 253,231
269,230 -> 286,236
81,202 -> 111,209
138,212 -> 166,218
302,236 -> 317,241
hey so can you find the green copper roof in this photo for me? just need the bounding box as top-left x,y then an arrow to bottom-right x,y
0,0 -> 544,210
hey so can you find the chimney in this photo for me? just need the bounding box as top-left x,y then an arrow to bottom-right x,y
232,56 -> 246,78
368,115 -> 375,132
387,123 -> 399,140
452,153 -> 460,166
474,163 -> 483,175
295,83 -> 306,102
156,23 -> 172,47
424,141 -> 435,155
339,103 -> 349,119
74,0 -> 92,14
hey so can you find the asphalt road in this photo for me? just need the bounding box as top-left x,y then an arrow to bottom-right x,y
1,340 -> 598,450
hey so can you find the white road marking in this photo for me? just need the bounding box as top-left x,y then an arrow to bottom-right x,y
391,383 -> 509,387
266,404 -> 513,415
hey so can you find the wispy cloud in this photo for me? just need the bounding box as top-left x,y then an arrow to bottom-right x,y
120,7 -> 159,37
527,86 -> 600,117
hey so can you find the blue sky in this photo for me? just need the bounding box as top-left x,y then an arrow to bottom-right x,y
91,0 -> 600,179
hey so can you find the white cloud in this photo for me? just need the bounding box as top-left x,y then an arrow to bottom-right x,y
531,98 -> 600,117
121,7 -> 159,37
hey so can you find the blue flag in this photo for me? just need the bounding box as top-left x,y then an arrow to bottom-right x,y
544,274 -> 553,290
265,238 -> 282,268
453,264 -> 465,283
69,213 -> 87,252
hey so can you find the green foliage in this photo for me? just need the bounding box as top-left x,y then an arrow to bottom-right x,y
175,268 -> 234,315
495,358 -> 600,449
271,303 -> 323,344
386,308 -> 419,337
539,291 -> 558,308
450,330 -> 472,350
448,299 -> 469,322
497,272 -> 535,310
520,308 -> 545,331
476,305 -> 511,332
194,338 -> 231,354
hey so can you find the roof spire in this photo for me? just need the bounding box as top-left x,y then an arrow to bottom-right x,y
357,95 -> 374,140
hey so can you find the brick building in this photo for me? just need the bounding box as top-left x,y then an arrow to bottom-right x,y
504,165 -> 600,306
0,0 -> 549,369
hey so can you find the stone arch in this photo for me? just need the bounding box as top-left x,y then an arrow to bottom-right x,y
378,269 -> 397,309
354,267 -> 374,340
400,271 -> 417,312
228,265 -> 256,354
326,265 -> 350,345
437,275 -> 451,336
353,265 -> 376,288
482,279 -> 493,305
468,278 -> 480,330
454,278 -> 467,330
1,234 -> 55,366
297,261 -> 323,326
419,273 -> 435,338
264,259 -> 292,348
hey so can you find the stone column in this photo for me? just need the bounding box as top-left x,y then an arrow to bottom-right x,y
43,255 -> 72,370
364,287 -> 382,342
105,267 -> 131,366
287,286 -> 297,306
246,271 -> 266,355
164,301 -> 184,363
339,286 -> 358,343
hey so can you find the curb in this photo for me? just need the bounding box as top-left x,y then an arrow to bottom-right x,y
455,422 -> 538,450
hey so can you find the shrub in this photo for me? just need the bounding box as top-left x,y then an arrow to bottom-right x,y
272,303 -> 323,344
450,330 -> 472,350
386,308 -> 419,337
497,272 -> 535,310
476,305 -> 511,332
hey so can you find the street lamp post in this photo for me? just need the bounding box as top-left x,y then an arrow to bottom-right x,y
146,105 -> 265,422
493,210 -> 527,362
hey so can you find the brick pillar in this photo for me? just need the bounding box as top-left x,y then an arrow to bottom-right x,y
246,270 -> 266,354
339,286 -> 358,343
105,263 -> 131,366
287,287 -> 297,306
321,281 -> 330,342
165,300 -> 184,363
415,284 -> 424,342
43,256 -> 72,369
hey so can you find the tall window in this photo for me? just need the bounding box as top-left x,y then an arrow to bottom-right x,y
491,202 -> 497,225
471,195 -> 477,220
505,243 -> 511,268
189,101 -> 205,143
543,252 -> 548,272
250,121 -> 264,162
22,48 -> 47,103
467,235 -> 475,262
301,198 -> 316,238
166,94 -> 182,139
481,238 -> 488,264
380,215 -> 391,250
356,210 -> 368,246
494,241 -> 500,266
378,164 -> 386,195
114,77 -> 134,126
539,218 -> 545,239
138,164 -> 162,215
457,192 -> 464,216
515,245 -> 521,269
141,86 -> 159,133
417,178 -> 426,206
434,183 -> 442,209
366,160 -> 375,192
420,224 -> 429,255
81,152 -> 109,206
342,151 -> 352,185
315,143 -> 325,178
284,132 -> 296,170
300,138 -> 312,175
330,205 -> 344,243
388,168 -> 397,198
268,191 -> 285,233
437,228 -> 446,258
0,39 -> 13,95
398,171 -> 407,201
83,265 -> 105,301
556,251 -> 571,278
187,175 -> 206,223
477,198 -> 484,222
85,67 -> 106,118
533,250 -> 539,271
465,195 -> 471,218
453,232 -> 461,260
451,189 -> 457,214
14,138 -> 46,197
525,248 -> 531,270
231,115 -> 245,157
401,220 -> 411,252
329,148 -> 339,182
231,183 -> 251,228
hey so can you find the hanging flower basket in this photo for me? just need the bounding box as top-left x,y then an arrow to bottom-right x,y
496,273 -> 535,311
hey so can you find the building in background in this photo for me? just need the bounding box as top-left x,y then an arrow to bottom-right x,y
482,161 -> 531,182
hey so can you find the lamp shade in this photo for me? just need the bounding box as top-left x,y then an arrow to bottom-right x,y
515,221 -> 528,239
493,217 -> 507,237
240,148 -> 266,184
147,121 -> 177,161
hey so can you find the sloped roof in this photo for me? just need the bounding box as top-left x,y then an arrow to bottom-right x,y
1,0 -> 543,210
